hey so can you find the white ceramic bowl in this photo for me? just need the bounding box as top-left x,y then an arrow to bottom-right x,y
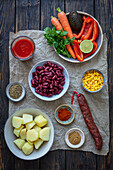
65,128 -> 85,148
28,60 -> 69,101
4,108 -> 54,160
54,11 -> 103,63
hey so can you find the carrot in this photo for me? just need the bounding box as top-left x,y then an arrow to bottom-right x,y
57,8 -> 83,61
51,16 -> 76,59
57,8 -> 74,39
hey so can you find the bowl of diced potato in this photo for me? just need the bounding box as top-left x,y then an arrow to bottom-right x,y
4,108 -> 54,160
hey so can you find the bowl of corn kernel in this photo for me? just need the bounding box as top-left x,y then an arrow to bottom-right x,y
81,69 -> 105,93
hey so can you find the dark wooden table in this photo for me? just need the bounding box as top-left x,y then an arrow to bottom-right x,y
0,0 -> 112,169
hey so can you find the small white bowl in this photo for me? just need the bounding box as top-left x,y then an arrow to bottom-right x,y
65,128 -> 85,148
54,11 -> 103,63
28,60 -> 69,101
6,82 -> 25,102
4,108 -> 54,160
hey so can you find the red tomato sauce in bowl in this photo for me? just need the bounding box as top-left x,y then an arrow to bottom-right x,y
11,36 -> 35,61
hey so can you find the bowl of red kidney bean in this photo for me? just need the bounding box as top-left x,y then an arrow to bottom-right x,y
28,60 -> 69,101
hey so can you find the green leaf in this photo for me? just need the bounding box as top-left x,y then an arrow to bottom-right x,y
44,27 -> 51,34
60,31 -> 68,36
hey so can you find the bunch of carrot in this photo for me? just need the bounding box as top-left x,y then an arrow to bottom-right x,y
51,7 -> 98,62
51,7 -> 83,62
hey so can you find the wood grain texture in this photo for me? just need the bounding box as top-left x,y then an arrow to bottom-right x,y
0,0 -> 112,169
0,0 -> 15,170
40,0 -> 64,30
95,0 -> 112,170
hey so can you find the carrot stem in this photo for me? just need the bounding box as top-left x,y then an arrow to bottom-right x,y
57,7 -> 61,13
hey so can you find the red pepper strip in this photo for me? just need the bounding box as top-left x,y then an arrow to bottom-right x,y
90,20 -> 99,42
81,19 -> 94,40
83,42 -> 98,59
74,17 -> 94,39
72,40 -> 83,62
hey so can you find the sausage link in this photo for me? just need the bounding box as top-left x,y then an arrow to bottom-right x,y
78,93 -> 103,150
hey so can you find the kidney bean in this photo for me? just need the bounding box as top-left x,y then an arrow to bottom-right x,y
32,72 -> 36,78
58,84 -> 63,90
60,81 -> 65,85
56,70 -> 61,77
54,81 -> 57,87
39,78 -> 42,84
43,93 -> 48,97
54,64 -> 57,68
39,84 -> 42,90
51,63 -> 55,67
58,66 -> 63,71
57,77 -> 62,81
39,92 -> 44,96
46,79 -> 51,83
53,68 -> 58,71
50,84 -> 53,89
43,82 -> 48,86
35,76 -> 39,80
52,80 -> 54,86
49,67 -> 53,71
48,72 -> 53,77
61,74 -> 65,78
45,66 -> 50,72
62,77 -> 65,81
47,61 -> 52,66
43,65 -> 46,69
36,66 -> 42,70
52,75 -> 57,80
52,70 -> 55,75
43,89 -> 47,93
39,70 -> 44,74
48,93 -> 53,97
49,89 -> 54,92
43,85 -> 48,89
57,90 -> 62,94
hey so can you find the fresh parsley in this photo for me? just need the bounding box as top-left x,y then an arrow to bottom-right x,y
44,26 -> 75,58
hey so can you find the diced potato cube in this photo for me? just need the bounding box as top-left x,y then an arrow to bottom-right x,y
34,139 -> 43,150
26,121 -> 35,130
14,138 -> 25,150
26,135 -> 34,145
23,114 -> 33,124
27,129 -> 39,142
12,116 -> 23,129
22,142 -> 34,155
34,115 -> 47,127
33,125 -> 41,133
20,128 -> 27,140
13,125 -> 24,137
39,127 -> 50,141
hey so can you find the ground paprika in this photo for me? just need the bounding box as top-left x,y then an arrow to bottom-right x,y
58,108 -> 71,121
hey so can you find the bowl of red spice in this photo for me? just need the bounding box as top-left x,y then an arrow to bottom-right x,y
55,104 -> 75,125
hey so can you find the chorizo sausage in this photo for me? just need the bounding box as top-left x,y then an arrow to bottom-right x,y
71,91 -> 103,150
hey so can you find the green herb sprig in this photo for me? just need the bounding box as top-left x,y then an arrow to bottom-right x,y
44,26 -> 75,58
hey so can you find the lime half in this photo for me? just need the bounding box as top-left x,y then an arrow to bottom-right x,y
80,40 -> 93,53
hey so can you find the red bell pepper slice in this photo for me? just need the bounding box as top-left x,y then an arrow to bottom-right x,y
83,41 -> 98,59
74,17 -> 94,40
72,40 -> 83,61
90,20 -> 99,42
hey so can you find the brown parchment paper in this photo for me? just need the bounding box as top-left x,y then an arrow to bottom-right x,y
9,30 -> 109,155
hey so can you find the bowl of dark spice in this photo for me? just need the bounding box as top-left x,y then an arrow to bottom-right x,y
65,128 -> 85,148
55,104 -> 75,125
6,82 -> 25,102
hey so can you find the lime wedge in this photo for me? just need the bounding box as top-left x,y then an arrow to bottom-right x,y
80,40 -> 93,53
